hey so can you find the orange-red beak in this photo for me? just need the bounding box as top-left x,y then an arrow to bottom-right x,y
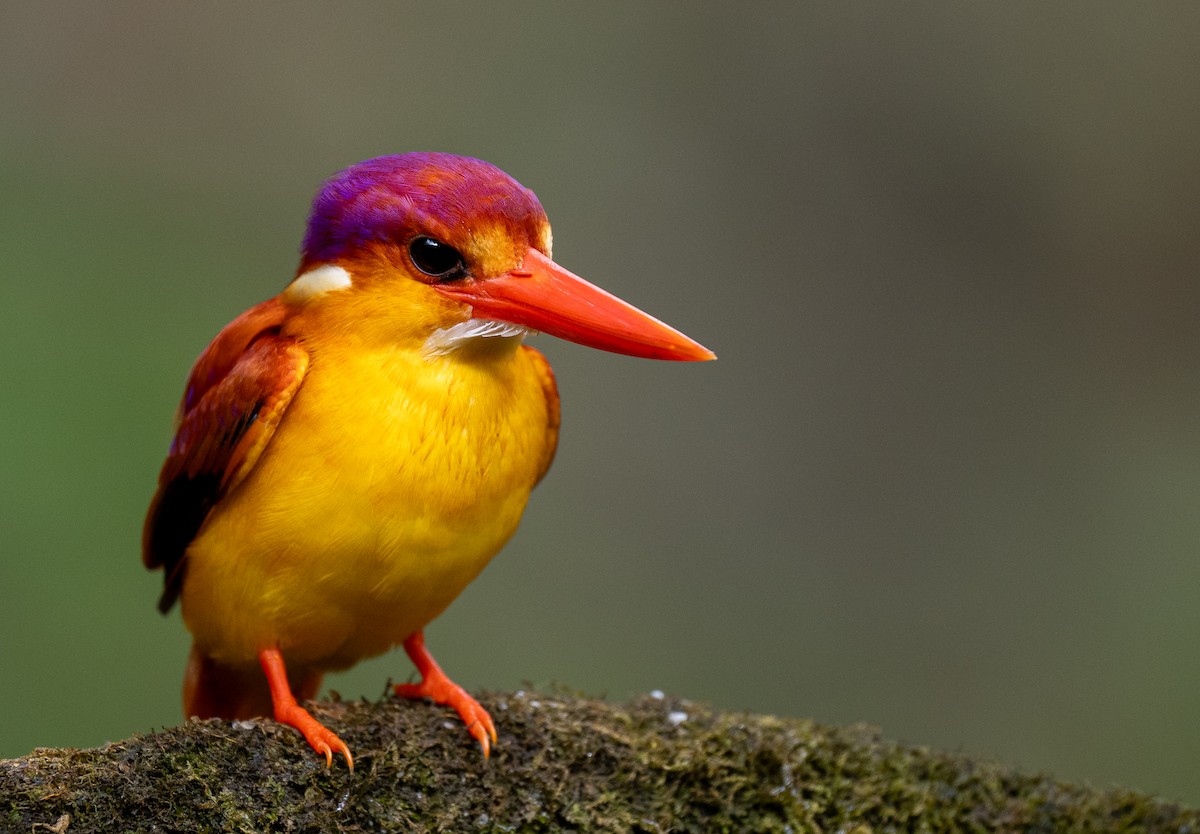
432,248 -> 715,361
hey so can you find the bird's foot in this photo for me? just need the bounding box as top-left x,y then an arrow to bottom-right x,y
259,648 -> 354,770
273,699 -> 354,770
396,631 -> 497,757
394,675 -> 497,756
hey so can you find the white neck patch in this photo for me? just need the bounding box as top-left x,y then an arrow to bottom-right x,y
422,318 -> 533,358
284,264 -> 353,301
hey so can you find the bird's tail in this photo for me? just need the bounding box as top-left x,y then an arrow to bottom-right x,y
183,644 -> 323,720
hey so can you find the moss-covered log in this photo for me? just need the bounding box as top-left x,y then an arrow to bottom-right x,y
2,690 -> 1195,833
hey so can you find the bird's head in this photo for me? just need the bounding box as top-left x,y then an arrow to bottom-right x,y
283,153 -> 714,361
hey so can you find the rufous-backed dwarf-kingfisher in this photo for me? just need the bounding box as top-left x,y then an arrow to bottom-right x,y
143,153 -> 714,769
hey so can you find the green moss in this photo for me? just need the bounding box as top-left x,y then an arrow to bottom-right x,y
1,691 -> 1195,833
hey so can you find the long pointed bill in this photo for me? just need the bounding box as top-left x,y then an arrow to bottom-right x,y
431,248 -> 715,361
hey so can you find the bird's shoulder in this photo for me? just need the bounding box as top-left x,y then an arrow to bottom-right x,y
520,343 -> 560,485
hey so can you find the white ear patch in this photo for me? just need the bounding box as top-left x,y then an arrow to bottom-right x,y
284,264 -> 353,301
422,318 -> 533,357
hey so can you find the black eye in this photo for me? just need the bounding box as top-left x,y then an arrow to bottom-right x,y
409,236 -> 468,281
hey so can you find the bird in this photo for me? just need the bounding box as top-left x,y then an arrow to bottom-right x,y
142,152 -> 714,769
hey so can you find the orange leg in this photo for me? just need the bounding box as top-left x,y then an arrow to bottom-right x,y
258,648 -> 353,770
395,631 -> 497,757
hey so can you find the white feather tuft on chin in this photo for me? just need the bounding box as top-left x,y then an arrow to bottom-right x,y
422,318 -> 535,357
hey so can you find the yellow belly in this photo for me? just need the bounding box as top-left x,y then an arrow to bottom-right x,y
180,339 -> 552,669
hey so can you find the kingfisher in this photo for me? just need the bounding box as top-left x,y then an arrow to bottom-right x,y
143,153 -> 714,769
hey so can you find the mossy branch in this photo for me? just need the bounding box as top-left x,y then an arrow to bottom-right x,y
2,690 -> 1195,833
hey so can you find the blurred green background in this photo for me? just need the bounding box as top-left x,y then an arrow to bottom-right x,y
2,1 -> 1198,805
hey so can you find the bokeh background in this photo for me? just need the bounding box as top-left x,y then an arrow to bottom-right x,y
2,2 -> 1198,805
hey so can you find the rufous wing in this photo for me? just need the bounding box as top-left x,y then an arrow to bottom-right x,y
143,298 -> 308,613
522,344 -> 560,486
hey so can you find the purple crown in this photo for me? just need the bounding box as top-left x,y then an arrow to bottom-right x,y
301,153 -> 545,266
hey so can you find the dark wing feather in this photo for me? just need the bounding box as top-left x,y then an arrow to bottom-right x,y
143,298 -> 308,613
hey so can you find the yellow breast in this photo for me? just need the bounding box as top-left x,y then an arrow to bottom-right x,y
180,334 -> 555,669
